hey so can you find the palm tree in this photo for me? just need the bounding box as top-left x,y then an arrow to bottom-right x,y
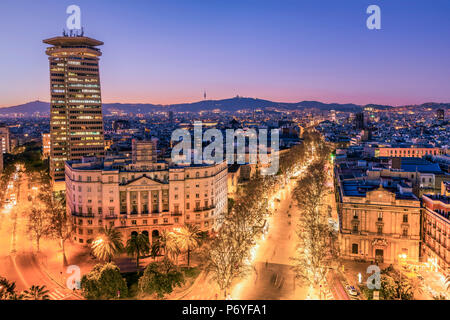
126,232 -> 151,269
158,229 -> 172,255
158,230 -> 181,263
175,224 -> 201,266
0,277 -> 18,300
91,226 -> 124,262
22,285 -> 50,300
150,240 -> 161,260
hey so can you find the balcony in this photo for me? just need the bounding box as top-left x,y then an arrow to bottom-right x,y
72,212 -> 94,218
104,215 -> 118,220
194,205 -> 216,212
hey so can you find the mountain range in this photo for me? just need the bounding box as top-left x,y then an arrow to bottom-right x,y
0,97 -> 448,116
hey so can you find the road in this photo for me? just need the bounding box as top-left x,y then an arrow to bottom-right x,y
232,176 -> 311,300
0,166 -> 80,300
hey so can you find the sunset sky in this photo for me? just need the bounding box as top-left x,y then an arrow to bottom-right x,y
0,0 -> 449,107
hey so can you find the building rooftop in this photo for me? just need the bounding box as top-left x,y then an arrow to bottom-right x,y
341,179 -> 417,200
424,194 -> 450,205
43,36 -> 104,47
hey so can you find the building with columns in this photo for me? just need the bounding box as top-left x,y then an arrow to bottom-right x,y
65,152 -> 228,246
335,170 -> 421,264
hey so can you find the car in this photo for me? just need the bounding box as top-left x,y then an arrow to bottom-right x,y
346,285 -> 358,296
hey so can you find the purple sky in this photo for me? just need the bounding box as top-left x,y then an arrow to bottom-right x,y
0,0 -> 449,107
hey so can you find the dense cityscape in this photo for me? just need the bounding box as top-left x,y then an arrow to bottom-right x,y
0,1 -> 449,309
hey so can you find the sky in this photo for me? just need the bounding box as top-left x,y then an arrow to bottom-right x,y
0,0 -> 449,107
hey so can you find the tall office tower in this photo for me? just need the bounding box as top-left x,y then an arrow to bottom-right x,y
43,35 -> 105,181
0,127 -> 11,154
355,112 -> 366,130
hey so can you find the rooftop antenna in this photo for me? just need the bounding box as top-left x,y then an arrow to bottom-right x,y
204,90 -> 207,100
80,27 -> 84,37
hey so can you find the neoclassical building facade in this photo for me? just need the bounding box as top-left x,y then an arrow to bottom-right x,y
65,156 -> 228,246
336,178 -> 421,264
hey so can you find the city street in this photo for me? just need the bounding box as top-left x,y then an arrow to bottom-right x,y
232,178 -> 309,299
0,167 -> 81,300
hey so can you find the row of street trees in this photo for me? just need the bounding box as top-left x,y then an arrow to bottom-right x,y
26,179 -> 72,266
204,131 -> 322,296
291,133 -> 338,299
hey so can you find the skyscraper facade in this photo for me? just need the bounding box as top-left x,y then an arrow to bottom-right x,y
43,35 -> 105,181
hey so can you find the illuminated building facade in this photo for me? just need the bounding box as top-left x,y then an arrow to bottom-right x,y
65,147 -> 228,246
375,146 -> 443,158
0,127 -> 11,154
422,194 -> 449,273
43,35 -> 105,181
336,174 -> 421,264
42,133 -> 51,158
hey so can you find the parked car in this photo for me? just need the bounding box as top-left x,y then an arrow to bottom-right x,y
346,285 -> 358,296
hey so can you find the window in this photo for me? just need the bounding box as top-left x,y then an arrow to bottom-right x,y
352,224 -> 358,232
352,244 -> 358,254
186,202 -> 190,210
403,214 -> 408,223
108,176 -> 113,183
402,228 -> 408,237
377,225 -> 383,235
163,218 -> 168,224
378,212 -> 383,221
132,220 -> 136,225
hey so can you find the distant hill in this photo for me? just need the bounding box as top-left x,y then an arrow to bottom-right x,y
0,98 -> 448,116
0,100 -> 50,115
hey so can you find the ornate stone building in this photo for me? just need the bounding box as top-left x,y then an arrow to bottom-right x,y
65,153 -> 228,246
336,176 -> 421,264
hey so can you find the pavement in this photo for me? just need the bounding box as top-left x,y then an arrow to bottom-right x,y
232,179 -> 310,300
0,169 -> 83,300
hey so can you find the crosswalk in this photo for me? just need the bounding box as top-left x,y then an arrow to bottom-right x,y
48,289 -> 68,300
323,290 -> 334,300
